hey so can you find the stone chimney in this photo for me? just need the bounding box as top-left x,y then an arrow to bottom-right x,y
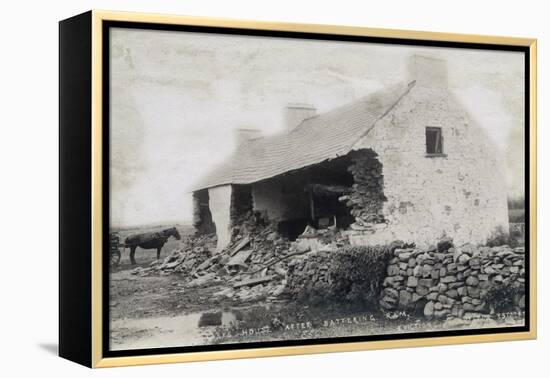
234,128 -> 262,148
408,55 -> 448,88
284,103 -> 316,133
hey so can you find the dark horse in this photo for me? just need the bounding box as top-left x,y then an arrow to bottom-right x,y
125,227 -> 181,265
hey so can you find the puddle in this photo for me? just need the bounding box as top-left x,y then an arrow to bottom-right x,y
110,310 -> 239,351
198,311 -> 238,327
110,304 -> 524,351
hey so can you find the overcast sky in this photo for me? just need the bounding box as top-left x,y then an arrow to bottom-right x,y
109,28 -> 525,227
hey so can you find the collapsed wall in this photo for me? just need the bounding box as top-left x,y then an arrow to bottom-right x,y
341,149 -> 387,229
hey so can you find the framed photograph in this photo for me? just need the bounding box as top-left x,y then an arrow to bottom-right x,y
59,10 -> 537,368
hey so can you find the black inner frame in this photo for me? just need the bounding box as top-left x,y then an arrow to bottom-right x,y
102,20 -> 531,358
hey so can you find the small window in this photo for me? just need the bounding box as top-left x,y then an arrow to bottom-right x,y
426,127 -> 443,155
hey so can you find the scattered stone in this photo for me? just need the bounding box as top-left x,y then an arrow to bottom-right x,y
233,275 -> 274,289
229,236 -> 250,256
188,273 -> 217,287
227,249 -> 254,268
196,256 -> 216,271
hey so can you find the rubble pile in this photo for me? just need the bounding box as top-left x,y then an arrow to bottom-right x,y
286,250 -> 333,297
315,227 -> 350,246
129,233 -> 216,276
379,243 -> 526,320
131,212 -> 298,303
342,150 -> 387,228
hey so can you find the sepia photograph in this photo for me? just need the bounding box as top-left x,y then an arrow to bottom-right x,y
107,26 -> 527,352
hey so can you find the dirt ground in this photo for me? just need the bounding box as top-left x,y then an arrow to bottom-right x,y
109,224 -> 525,351
109,247 -> 524,351
109,244 -> 240,350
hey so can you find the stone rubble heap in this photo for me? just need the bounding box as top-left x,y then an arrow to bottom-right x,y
128,212 -> 525,319
379,243 -> 525,319
130,233 -> 216,277
131,214 -> 297,303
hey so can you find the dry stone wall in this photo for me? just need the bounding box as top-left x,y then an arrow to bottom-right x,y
286,240 -> 525,321
380,244 -> 526,319
286,250 -> 333,297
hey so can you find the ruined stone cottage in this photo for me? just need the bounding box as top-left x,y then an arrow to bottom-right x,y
190,55 -> 509,251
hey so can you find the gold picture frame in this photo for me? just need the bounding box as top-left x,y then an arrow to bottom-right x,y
59,10 -> 537,368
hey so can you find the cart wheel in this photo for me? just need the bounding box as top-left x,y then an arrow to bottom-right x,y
110,250 -> 121,267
